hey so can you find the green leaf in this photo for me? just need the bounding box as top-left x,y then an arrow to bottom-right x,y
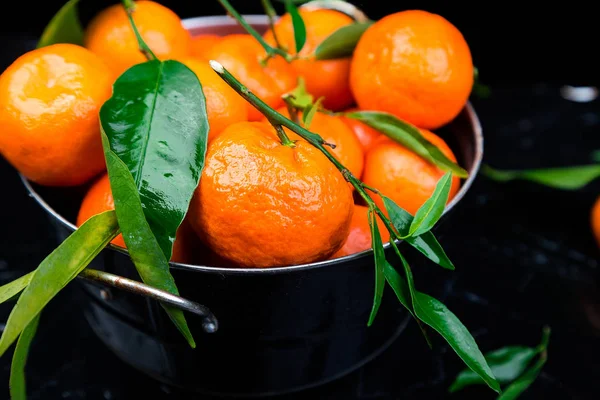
346,111 -> 468,178
405,172 -> 453,237
497,356 -> 546,400
314,21 -> 373,60
285,77 -> 314,110
100,59 -> 209,260
37,0 -> 84,48
382,196 -> 455,270
449,346 -> 538,392
0,211 -> 119,357
367,208 -> 386,326
472,66 -> 491,99
9,314 -> 40,400
303,96 -> 324,128
101,133 -> 196,348
392,251 -> 499,393
0,272 -> 34,304
591,150 -> 600,163
285,0 -> 307,53
481,163 -> 600,190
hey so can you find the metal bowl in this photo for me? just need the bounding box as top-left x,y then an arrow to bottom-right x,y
20,14 -> 483,398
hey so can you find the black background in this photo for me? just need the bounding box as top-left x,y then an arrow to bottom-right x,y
0,0 -> 598,85
1,1 -> 600,399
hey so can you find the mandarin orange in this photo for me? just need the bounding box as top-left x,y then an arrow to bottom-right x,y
350,10 -> 473,130
179,57 -> 248,142
275,107 -> 364,178
188,121 -> 354,268
77,173 -> 196,263
190,34 -> 222,60
206,34 -> 297,121
340,108 -> 383,153
263,8 -> 355,111
0,44 -> 113,187
84,0 -> 191,76
331,204 -> 390,259
362,130 -> 461,215
592,196 -> 600,248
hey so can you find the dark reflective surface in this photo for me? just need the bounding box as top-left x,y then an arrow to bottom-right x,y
1,49 -> 600,400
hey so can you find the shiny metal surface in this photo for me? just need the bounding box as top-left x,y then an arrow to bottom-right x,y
78,269 -> 218,333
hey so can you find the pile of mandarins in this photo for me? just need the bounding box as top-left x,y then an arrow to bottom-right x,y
0,1 -> 475,268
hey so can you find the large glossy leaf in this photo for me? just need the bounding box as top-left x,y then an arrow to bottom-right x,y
0,211 -> 119,357
392,251 -> 500,393
406,172 -> 453,237
346,111 -> 468,178
284,0 -> 307,53
102,133 -> 195,348
449,346 -> 538,392
382,196 -> 454,270
37,0 -> 83,48
9,314 -> 40,400
481,163 -> 600,190
367,209 -> 386,326
314,22 -> 373,60
100,59 -> 209,260
0,272 -> 33,304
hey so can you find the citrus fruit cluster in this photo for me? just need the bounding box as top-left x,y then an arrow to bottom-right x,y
0,1 -> 473,268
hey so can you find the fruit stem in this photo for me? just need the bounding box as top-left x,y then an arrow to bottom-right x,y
273,124 -> 296,148
216,0 -> 294,62
121,0 -> 157,61
261,0 -> 285,51
209,60 -> 402,243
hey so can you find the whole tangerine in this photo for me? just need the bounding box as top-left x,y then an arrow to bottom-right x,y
188,121 -> 354,268
274,107 -> 364,179
263,8 -> 355,111
84,0 -> 191,76
77,173 -> 197,263
206,34 -> 298,121
179,57 -> 248,142
331,204 -> 390,259
350,10 -> 473,130
362,130 -> 461,215
0,43 -> 113,187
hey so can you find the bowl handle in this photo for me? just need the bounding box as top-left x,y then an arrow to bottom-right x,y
78,268 -> 218,334
300,0 -> 370,22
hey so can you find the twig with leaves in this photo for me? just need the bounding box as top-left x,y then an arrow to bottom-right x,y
210,59 -> 500,393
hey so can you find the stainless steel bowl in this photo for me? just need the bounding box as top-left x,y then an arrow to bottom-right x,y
20,14 -> 483,398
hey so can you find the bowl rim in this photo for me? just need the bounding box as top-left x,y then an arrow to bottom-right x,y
20,14 -> 484,276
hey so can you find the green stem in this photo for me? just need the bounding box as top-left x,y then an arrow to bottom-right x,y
121,0 -> 156,61
261,0 -> 285,50
216,0 -> 293,62
273,123 -> 296,147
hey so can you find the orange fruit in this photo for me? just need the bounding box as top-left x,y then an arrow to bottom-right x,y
188,121 -> 354,268
274,107 -> 364,178
0,44 -> 113,187
340,108 -> 383,152
77,173 -> 196,263
263,8 -> 354,111
362,130 -> 461,215
190,34 -> 222,60
592,196 -> 600,248
84,0 -> 191,76
350,10 -> 473,130
331,204 -> 390,259
206,34 -> 297,121
178,57 -> 248,142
